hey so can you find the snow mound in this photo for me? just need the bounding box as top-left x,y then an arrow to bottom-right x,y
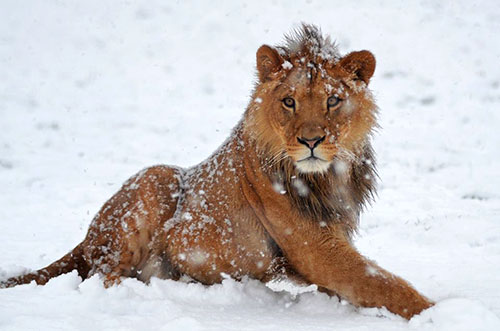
410,299 -> 500,331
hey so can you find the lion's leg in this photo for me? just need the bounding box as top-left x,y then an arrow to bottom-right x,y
326,238 -> 433,319
80,166 -> 182,286
242,179 -> 432,319
277,223 -> 433,319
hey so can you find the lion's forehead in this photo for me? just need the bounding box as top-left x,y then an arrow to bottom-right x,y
280,62 -> 346,98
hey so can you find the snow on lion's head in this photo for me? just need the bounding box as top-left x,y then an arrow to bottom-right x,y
245,24 -> 377,175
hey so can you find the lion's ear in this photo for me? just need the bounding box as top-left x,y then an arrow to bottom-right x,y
256,45 -> 284,82
339,50 -> 376,84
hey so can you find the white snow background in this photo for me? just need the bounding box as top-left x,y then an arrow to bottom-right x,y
1,1 -> 499,330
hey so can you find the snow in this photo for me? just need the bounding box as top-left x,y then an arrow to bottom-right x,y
1,0 -> 500,330
282,61 -> 293,70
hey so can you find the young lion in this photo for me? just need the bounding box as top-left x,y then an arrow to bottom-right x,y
1,24 -> 432,319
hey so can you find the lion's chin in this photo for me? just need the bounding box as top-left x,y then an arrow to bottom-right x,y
294,158 -> 332,174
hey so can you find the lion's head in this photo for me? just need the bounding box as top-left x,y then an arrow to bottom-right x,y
245,24 -> 377,175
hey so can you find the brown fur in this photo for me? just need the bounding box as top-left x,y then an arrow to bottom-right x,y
1,24 -> 432,320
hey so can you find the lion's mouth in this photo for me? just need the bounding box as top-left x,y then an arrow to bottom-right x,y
297,155 -> 324,162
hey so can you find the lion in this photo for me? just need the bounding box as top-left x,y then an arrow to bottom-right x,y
1,24 -> 433,320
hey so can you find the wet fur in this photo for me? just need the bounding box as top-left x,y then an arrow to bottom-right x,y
1,24 -> 432,320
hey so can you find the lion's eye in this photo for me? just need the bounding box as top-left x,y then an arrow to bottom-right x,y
327,96 -> 341,109
282,97 -> 295,109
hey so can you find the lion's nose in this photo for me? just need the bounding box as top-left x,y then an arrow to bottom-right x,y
297,135 -> 326,150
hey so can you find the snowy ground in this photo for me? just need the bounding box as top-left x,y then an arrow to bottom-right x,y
1,1 -> 500,330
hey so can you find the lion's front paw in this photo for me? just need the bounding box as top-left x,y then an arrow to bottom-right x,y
398,294 -> 434,320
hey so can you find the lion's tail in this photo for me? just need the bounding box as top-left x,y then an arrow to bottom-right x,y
0,243 -> 90,289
